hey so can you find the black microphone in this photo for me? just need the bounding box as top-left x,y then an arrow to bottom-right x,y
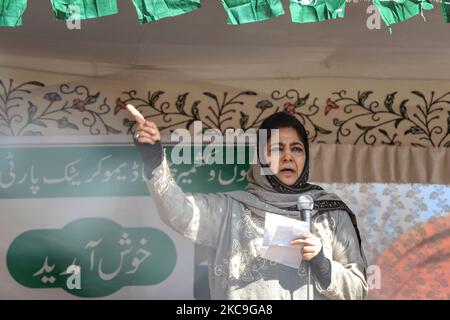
297,194 -> 314,300
298,194 -> 314,232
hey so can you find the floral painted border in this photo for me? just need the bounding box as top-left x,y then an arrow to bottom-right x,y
0,80 -> 120,136
1,78 -> 449,147
118,87 -> 450,147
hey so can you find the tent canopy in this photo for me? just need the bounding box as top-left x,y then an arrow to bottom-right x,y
0,1 -> 449,81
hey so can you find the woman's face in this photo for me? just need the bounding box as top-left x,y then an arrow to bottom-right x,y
266,127 -> 306,186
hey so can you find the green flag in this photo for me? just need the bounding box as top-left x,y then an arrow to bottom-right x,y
0,0 -> 27,27
443,0 -> 450,23
220,0 -> 285,25
373,0 -> 433,27
132,0 -> 201,24
290,0 -> 346,23
50,0 -> 118,21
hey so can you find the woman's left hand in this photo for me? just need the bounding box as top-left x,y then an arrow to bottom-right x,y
290,234 -> 323,261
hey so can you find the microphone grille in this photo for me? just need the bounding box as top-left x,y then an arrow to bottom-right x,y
298,194 -> 314,210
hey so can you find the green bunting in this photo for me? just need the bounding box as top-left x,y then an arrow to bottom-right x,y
290,0 -> 346,23
220,0 -> 285,25
373,0 -> 433,27
443,0 -> 450,23
1,0 -> 448,27
50,0 -> 118,21
132,0 -> 201,24
0,0 -> 27,27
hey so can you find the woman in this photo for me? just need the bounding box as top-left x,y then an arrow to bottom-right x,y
127,104 -> 368,300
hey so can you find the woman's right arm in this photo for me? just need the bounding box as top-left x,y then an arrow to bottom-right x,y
144,146 -> 229,248
127,104 -> 228,248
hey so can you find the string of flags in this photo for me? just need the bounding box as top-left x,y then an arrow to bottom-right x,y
0,0 -> 448,28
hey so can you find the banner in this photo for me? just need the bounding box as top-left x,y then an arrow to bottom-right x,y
0,139 -> 248,299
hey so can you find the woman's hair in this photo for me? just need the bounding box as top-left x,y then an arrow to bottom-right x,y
258,111 -> 309,148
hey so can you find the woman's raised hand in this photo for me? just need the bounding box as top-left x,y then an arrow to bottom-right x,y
126,104 -> 160,144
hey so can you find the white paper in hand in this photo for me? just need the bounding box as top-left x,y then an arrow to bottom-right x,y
259,212 -> 311,269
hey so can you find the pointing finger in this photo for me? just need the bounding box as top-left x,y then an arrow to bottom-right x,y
126,104 -> 146,125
